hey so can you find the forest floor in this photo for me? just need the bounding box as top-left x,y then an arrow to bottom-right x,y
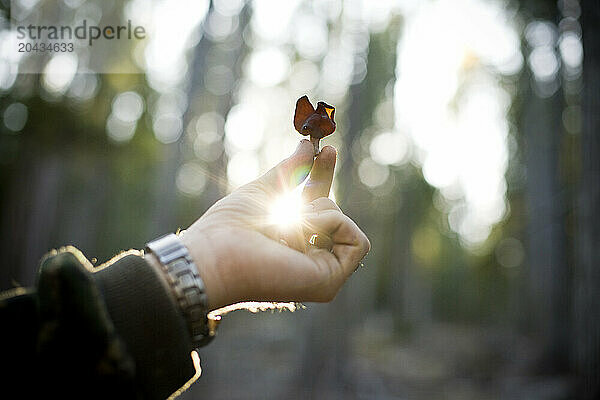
183,309 -> 574,400
347,316 -> 574,400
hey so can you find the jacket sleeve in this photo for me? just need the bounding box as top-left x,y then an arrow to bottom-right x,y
0,246 -> 199,399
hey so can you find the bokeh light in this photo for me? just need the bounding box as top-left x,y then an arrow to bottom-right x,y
106,115 -> 137,143
395,0 -> 519,245
42,53 -> 78,95
153,113 -> 183,144
2,102 -> 28,132
176,162 -> 207,197
112,92 -> 145,123
224,104 -> 264,152
247,47 -> 290,87
358,157 -> 389,188
369,132 -> 409,166
559,32 -> 583,70
227,150 -> 260,188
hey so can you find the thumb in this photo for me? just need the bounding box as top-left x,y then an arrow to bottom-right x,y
256,139 -> 315,195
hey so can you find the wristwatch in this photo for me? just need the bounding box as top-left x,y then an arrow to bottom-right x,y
145,233 -> 215,348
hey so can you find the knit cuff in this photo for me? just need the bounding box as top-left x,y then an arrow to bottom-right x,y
93,254 -> 197,400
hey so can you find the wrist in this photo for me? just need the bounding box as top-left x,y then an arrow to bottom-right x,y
179,229 -> 227,309
145,233 -> 216,347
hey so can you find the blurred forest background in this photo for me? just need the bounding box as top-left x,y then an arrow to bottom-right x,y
1,0 -> 598,399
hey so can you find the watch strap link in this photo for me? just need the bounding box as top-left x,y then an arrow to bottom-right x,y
146,233 -> 214,347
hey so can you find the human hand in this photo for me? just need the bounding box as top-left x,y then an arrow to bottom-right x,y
180,139 -> 370,309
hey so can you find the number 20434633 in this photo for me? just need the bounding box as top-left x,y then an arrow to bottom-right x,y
18,42 -> 74,53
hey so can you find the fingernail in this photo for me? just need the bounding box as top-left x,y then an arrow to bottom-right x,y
297,139 -> 312,151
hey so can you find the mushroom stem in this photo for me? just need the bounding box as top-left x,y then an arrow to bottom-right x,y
310,136 -> 320,156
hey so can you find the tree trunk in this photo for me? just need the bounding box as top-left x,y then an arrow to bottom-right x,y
573,4 -> 600,398
522,67 -> 570,372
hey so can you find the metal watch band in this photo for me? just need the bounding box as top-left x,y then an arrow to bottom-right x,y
145,233 -> 215,347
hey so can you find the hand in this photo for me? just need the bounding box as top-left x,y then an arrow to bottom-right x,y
180,139 -> 370,309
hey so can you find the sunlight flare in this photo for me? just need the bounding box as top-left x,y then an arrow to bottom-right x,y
269,189 -> 303,229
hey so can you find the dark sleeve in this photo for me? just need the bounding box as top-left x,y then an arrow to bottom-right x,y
0,247 -> 198,399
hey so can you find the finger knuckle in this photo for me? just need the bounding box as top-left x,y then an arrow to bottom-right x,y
312,197 -> 340,211
362,233 -> 371,254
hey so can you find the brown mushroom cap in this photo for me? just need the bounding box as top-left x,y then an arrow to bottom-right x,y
293,95 -> 336,140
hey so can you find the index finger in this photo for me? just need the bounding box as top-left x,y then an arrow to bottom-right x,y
256,139 -> 315,197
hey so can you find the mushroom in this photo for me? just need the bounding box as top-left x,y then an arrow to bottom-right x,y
293,95 -> 336,155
